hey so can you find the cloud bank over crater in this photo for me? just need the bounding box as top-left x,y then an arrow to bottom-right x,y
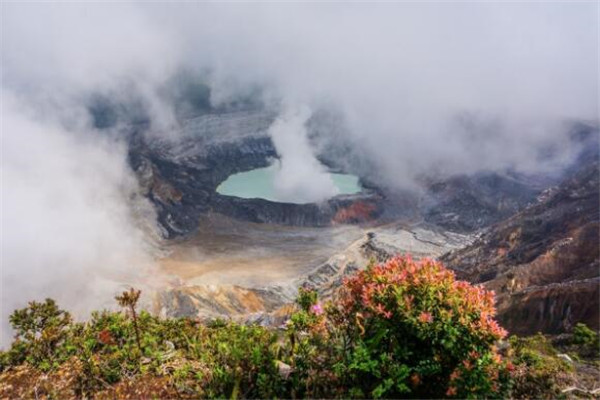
139,2 -> 597,186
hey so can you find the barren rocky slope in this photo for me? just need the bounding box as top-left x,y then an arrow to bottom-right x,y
443,146 -> 599,335
155,220 -> 472,324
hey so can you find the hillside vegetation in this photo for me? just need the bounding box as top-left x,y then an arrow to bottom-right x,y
1,256 -> 597,399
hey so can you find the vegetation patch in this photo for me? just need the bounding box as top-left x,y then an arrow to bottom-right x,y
1,256 -> 598,399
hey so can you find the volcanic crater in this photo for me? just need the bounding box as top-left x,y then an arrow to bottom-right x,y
128,110 -> 385,239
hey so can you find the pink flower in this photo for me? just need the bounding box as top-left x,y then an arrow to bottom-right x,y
310,303 -> 323,315
418,311 -> 433,323
446,386 -> 457,396
375,303 -> 392,319
449,369 -> 461,381
468,350 -> 480,359
462,359 -> 473,370
506,361 -> 515,372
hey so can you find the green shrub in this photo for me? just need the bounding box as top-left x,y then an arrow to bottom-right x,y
2,299 -> 72,371
0,296 -> 285,398
296,286 -> 319,312
509,334 -> 574,399
572,323 -> 599,347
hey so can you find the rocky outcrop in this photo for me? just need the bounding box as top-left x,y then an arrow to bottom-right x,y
421,172 -> 544,232
212,193 -> 383,227
500,278 -> 599,335
421,123 -> 599,233
128,111 -> 278,237
442,151 -> 600,334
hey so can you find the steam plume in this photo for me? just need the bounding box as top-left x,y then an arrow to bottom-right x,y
270,106 -> 338,203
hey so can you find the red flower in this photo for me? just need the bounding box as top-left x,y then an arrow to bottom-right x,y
449,369 -> 461,381
418,312 -> 433,323
462,359 -> 473,370
446,386 -> 457,396
506,361 -> 515,372
468,350 -> 480,359
98,329 -> 114,345
410,373 -> 421,386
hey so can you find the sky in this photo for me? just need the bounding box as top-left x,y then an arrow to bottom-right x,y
1,1 -> 598,344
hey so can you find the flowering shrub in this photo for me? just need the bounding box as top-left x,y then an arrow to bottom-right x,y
287,256 -> 512,398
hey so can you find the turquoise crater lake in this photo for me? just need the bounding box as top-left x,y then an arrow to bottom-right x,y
216,164 -> 362,204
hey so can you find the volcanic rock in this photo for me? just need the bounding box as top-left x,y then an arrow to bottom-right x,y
442,149 -> 600,334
